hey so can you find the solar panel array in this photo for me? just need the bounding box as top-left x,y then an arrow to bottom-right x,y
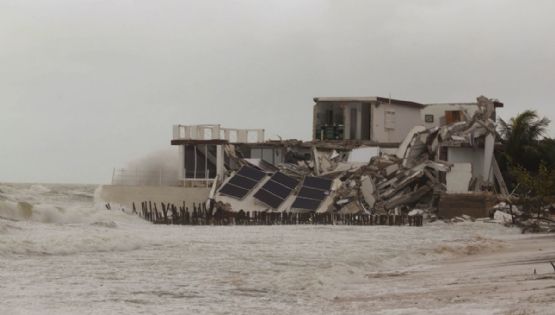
218,166 -> 266,199
291,176 -> 333,211
253,172 -> 299,208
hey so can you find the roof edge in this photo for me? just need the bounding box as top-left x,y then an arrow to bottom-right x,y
313,96 -> 424,108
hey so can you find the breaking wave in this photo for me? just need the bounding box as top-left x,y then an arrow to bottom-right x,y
0,183 -> 131,224
0,183 -> 149,256
0,183 -> 521,263
0,199 -> 81,223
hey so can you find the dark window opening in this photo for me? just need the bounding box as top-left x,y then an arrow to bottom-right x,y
184,144 -> 217,179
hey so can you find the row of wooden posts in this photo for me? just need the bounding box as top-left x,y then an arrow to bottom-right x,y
127,201 -> 424,226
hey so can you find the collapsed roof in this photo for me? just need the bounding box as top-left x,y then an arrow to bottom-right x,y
213,95 -> 506,215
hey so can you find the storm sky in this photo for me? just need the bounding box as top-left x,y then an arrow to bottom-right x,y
1,0 -> 554,184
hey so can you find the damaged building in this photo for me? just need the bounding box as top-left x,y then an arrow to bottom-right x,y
101,95 -> 508,220
312,96 -> 424,143
209,95 -> 507,218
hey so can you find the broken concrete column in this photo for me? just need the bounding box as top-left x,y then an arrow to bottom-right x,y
343,104 -> 351,140
483,133 -> 495,183
360,175 -> 376,208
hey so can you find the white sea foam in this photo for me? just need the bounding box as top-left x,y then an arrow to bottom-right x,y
0,183 -> 526,314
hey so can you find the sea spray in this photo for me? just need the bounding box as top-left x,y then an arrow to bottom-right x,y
112,149 -> 180,186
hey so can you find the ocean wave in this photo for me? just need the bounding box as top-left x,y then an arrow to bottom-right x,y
0,183 -> 153,256
0,224 -> 145,256
29,184 -> 51,194
0,183 -> 97,207
0,200 -> 85,224
69,190 -> 95,199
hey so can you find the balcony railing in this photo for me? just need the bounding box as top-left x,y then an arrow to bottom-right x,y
172,124 -> 264,143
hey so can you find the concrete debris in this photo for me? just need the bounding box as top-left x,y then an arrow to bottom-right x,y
244,158 -> 279,173
213,95 -> 509,219
385,164 -> 399,177
348,146 -> 380,163
487,202 -> 555,233
396,126 -> 426,159
408,209 -> 424,216
360,175 -> 376,208
493,210 -> 513,224
492,202 -> 522,216
336,198 -> 350,205
448,214 -> 476,223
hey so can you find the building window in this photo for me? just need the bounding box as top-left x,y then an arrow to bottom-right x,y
385,110 -> 396,130
184,144 -> 217,179
445,110 -> 463,124
425,114 -> 434,123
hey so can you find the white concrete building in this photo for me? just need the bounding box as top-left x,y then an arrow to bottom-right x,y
171,124 -> 265,187
421,101 -> 504,129
98,124 -> 266,209
312,97 -> 424,144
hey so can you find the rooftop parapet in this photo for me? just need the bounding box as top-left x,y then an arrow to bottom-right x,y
172,124 -> 265,145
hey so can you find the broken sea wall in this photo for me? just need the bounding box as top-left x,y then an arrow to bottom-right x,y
438,192 -> 497,219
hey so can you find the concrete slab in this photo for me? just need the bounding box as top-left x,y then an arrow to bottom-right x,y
446,163 -> 472,193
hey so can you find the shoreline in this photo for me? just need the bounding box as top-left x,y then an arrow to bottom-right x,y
335,233 -> 555,314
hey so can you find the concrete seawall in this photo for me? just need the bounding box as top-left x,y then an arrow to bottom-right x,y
96,185 -> 210,209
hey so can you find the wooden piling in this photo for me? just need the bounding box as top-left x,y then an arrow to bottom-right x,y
133,200 -> 423,227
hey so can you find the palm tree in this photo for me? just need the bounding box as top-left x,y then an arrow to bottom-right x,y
498,110 -> 551,172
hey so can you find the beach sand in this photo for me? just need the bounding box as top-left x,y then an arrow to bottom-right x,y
333,234 -> 555,314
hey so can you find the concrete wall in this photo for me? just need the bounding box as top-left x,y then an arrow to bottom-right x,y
421,103 -> 478,128
438,193 -> 497,219
314,100 -> 422,143
97,185 -> 210,209
372,102 -> 422,143
447,147 -> 493,182
250,147 -> 284,165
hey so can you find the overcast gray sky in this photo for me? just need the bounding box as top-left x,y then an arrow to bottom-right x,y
1,0 -> 554,184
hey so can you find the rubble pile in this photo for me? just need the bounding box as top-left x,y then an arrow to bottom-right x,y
490,202 -> 555,233
319,96 -> 504,215
214,95 -> 509,219
328,156 -> 447,215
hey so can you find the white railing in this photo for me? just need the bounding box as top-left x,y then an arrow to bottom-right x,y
111,168 -> 179,186
172,124 -> 265,143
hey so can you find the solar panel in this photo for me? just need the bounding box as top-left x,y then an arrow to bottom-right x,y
303,176 -> 332,190
253,189 -> 283,209
228,175 -> 258,190
260,180 -> 291,199
272,172 -> 299,189
238,166 -> 265,181
291,197 -> 321,211
290,176 -> 332,211
253,172 -> 299,209
218,184 -> 249,199
297,187 -> 328,201
218,166 -> 266,200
